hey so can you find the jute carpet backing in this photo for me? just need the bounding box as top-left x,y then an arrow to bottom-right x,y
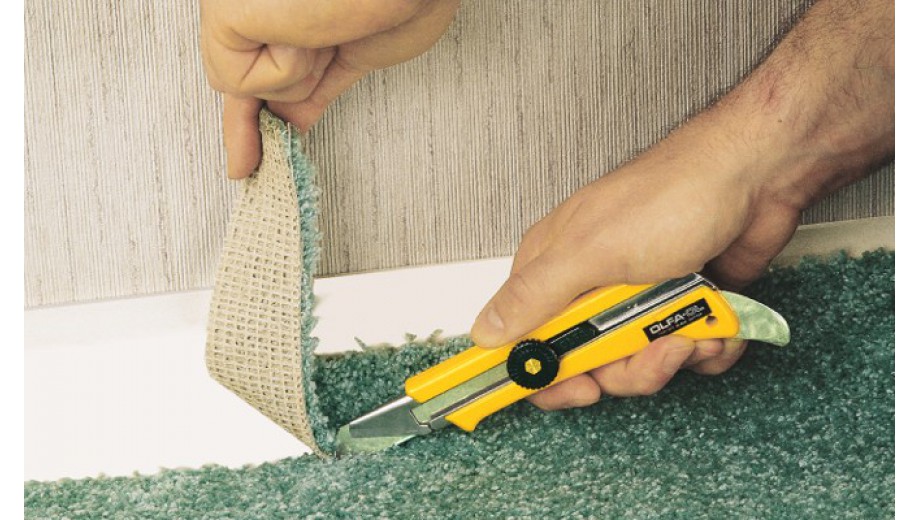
25,114 -> 894,518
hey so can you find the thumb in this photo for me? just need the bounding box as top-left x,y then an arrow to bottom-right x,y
222,95 -> 264,179
471,248 -> 598,348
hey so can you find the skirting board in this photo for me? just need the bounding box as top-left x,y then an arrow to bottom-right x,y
25,252 -> 895,518
774,216 -> 894,266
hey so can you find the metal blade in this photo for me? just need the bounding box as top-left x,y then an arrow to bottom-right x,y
723,291 -> 791,346
334,365 -> 512,455
335,285 -> 790,456
334,395 -> 432,456
347,395 -> 431,439
334,424 -> 418,456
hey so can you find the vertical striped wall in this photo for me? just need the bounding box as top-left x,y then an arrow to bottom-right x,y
25,0 -> 893,307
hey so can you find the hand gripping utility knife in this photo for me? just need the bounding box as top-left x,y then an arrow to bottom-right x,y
334,273 -> 790,455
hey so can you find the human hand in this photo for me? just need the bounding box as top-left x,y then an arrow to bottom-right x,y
470,0 -> 893,411
470,113 -> 801,409
200,0 -> 460,178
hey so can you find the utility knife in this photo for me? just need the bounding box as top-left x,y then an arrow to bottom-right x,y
335,273 -> 790,455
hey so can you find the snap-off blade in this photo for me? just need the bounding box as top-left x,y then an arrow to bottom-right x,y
335,288 -> 790,456
335,395 -> 430,456
335,423 -> 418,456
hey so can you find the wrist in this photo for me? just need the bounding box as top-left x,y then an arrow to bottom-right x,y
701,87 -> 821,213
704,62 -> 892,213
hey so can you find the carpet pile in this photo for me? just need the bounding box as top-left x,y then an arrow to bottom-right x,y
26,252 -> 894,518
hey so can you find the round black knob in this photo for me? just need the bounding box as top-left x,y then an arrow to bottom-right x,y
507,339 -> 560,390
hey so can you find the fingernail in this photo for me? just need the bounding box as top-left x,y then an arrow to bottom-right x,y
662,343 -> 694,374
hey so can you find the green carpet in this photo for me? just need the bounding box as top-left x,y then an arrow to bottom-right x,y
25,251 -> 894,518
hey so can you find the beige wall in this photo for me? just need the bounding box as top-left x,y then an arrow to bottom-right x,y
25,0 -> 893,307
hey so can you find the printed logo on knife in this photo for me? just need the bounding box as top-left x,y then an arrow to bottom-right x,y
643,298 -> 712,340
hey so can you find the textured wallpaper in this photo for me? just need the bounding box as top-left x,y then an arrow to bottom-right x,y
24,0 -> 893,307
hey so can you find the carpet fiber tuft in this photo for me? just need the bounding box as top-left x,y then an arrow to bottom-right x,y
26,252 -> 894,518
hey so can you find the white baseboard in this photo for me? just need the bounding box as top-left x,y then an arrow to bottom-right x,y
773,216 -> 894,266
25,217 -> 893,481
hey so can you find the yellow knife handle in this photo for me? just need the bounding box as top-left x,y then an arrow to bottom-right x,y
405,282 -> 740,432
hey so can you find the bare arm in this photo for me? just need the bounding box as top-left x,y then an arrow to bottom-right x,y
471,0 -> 894,410
704,0 -> 894,286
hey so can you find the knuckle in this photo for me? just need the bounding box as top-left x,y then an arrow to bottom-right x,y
204,69 -> 227,93
634,373 -> 670,396
278,59 -> 310,85
569,384 -> 601,408
206,77 -> 226,93
693,342 -> 746,375
520,224 -> 546,249
556,377 -> 601,408
231,76 -> 260,96
235,60 -> 305,96
593,374 -> 622,397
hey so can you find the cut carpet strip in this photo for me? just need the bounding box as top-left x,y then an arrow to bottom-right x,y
25,112 -> 894,517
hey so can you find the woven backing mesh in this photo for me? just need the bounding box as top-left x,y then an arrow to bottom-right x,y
205,115 -> 317,450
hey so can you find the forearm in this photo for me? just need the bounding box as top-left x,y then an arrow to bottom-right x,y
710,0 -> 894,211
